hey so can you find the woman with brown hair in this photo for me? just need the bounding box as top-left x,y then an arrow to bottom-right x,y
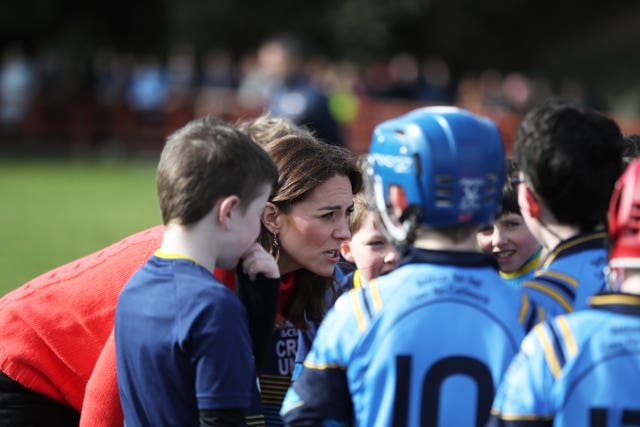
253,133 -> 362,426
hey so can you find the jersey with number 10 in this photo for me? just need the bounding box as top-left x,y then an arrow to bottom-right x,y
281,249 -> 535,427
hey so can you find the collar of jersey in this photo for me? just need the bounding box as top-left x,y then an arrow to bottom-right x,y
400,246 -> 499,270
541,231 -> 607,269
590,292 -> 640,316
500,248 -> 542,280
154,250 -> 204,267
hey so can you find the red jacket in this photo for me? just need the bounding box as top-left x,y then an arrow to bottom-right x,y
0,225 -> 238,426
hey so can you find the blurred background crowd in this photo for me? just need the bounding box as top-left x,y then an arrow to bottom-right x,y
2,0 -> 640,156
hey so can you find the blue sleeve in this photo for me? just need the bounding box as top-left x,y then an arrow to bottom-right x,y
281,293 -> 361,426
490,323 -> 557,425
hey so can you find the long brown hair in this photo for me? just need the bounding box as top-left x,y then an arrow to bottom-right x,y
259,134 -> 362,329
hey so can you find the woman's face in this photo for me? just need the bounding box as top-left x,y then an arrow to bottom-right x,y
477,212 -> 541,273
276,175 -> 354,276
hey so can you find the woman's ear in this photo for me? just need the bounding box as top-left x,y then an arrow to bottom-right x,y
262,201 -> 281,233
217,195 -> 240,230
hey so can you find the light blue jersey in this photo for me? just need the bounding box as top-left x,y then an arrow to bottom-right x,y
281,248 -> 535,427
488,293 -> 640,427
522,232 -> 608,320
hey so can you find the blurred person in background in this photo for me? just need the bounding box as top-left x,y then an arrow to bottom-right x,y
255,33 -> 344,146
0,43 -> 35,133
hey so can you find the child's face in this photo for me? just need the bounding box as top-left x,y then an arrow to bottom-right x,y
340,212 -> 400,283
477,212 -> 541,273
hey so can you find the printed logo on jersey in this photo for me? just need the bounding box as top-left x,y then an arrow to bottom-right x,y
264,321 -> 298,377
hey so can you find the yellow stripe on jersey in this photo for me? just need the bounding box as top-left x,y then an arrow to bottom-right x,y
518,293 -> 530,324
590,294 -> 640,306
500,251 -> 541,280
353,269 -> 363,289
491,411 -> 554,422
303,361 -> 346,370
349,288 -> 367,331
369,278 -> 382,311
541,232 -> 607,268
534,325 -> 561,378
538,305 -> 546,323
260,374 -> 290,380
524,281 -> 574,313
534,270 -> 578,288
246,414 -> 265,426
556,315 -> 578,358
154,250 -> 203,266
258,374 -> 289,405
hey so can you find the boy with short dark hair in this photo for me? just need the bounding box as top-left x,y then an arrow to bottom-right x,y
115,116 -> 280,426
488,158 -> 640,426
514,100 -> 624,319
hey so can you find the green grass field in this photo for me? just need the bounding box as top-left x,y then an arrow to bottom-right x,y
0,158 -> 161,296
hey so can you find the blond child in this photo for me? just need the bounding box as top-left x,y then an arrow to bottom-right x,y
339,193 -> 400,288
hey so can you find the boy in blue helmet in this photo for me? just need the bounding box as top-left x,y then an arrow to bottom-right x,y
488,158 -> 640,426
280,106 -> 536,427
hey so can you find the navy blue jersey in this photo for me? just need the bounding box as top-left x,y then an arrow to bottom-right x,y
489,293 -> 640,427
281,248 -> 535,427
522,232 -> 608,320
115,253 -> 255,426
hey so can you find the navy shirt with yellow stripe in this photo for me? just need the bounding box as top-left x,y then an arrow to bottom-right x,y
280,247 -> 534,426
522,231 -> 608,321
488,293 -> 640,427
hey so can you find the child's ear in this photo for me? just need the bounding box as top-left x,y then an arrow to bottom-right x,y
217,195 -> 240,230
388,184 -> 408,219
524,187 -> 541,219
340,240 -> 356,263
261,202 -> 280,233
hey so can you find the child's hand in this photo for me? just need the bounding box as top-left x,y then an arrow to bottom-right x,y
240,242 -> 280,280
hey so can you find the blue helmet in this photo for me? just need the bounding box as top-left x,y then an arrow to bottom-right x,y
363,106 -> 505,244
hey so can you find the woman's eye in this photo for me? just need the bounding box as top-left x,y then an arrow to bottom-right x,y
322,212 -> 335,219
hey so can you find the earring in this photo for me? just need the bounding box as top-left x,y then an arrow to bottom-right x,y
272,231 -> 280,262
